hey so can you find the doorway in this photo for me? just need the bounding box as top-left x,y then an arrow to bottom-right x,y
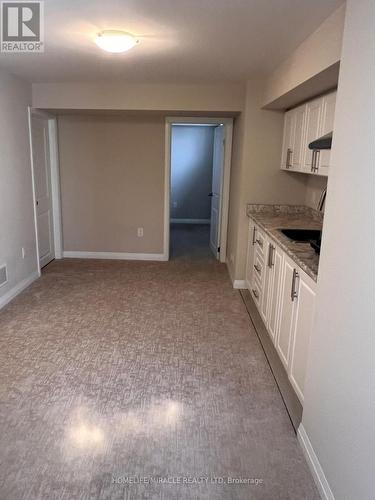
28,109 -> 62,271
164,117 -> 233,262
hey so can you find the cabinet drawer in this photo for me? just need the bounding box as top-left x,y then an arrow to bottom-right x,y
250,280 -> 262,306
254,229 -> 265,256
253,252 -> 264,281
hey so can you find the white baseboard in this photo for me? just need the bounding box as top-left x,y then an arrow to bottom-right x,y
63,251 -> 168,262
170,218 -> 210,224
233,280 -> 247,289
298,424 -> 335,500
225,261 -> 246,290
0,271 -> 40,311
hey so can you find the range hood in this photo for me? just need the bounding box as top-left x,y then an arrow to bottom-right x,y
309,132 -> 332,150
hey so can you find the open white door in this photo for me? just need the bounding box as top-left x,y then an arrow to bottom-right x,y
31,114 -> 55,268
209,125 -> 225,259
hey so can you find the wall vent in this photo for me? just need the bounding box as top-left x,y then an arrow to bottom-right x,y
0,265 -> 8,288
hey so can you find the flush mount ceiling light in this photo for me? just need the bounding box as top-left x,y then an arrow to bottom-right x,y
95,30 -> 139,53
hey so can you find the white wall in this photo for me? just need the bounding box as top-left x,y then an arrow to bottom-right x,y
171,125 -> 214,221
0,71 -> 38,306
301,1 -> 375,498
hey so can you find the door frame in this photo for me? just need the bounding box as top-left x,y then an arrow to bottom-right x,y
28,107 -> 63,273
164,116 -> 233,263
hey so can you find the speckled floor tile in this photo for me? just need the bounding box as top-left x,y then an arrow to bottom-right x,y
0,227 -> 319,500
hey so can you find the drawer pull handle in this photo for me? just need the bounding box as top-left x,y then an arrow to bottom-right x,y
254,264 -> 261,274
252,289 -> 259,299
252,226 -> 256,245
268,243 -> 275,268
311,150 -> 320,173
286,148 -> 293,168
291,269 -> 299,301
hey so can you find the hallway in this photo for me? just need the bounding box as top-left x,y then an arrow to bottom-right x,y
170,223 -> 213,261
0,256 -> 318,499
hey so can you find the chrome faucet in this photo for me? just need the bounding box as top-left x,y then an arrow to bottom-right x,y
317,187 -> 327,212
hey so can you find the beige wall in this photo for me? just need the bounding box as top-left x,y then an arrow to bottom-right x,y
263,4 -> 346,108
0,71 -> 38,304
226,113 -> 245,281
58,114 -> 165,255
302,1 -> 375,497
304,175 -> 327,209
227,80 -> 307,281
33,82 -> 245,113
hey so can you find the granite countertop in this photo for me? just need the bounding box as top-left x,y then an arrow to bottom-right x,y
246,204 -> 323,281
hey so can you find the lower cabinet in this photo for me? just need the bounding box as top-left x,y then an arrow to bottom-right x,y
277,254 -> 297,369
267,244 -> 283,343
245,220 -> 266,305
246,222 -> 317,404
288,270 -> 316,403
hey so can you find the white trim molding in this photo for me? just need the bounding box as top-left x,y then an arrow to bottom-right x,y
0,272 -> 39,311
226,261 -> 246,290
233,280 -> 247,290
63,251 -> 168,261
298,424 -> 335,500
48,117 -> 63,259
27,107 -> 41,275
170,218 -> 210,224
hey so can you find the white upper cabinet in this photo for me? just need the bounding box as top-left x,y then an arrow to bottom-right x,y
280,110 -> 295,170
291,105 -> 306,171
320,91 -> 337,135
315,91 -> 337,176
280,90 -> 337,177
302,98 -> 323,174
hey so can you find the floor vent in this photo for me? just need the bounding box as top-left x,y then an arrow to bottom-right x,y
0,265 -> 8,287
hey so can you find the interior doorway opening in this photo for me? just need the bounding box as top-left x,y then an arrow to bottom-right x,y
164,117 -> 233,262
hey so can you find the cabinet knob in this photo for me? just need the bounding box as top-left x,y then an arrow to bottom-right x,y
254,264 -> 261,274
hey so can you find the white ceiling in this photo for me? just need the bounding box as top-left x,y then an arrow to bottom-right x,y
0,0 -> 344,83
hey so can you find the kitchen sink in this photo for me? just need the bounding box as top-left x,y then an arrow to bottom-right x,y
279,228 -> 321,242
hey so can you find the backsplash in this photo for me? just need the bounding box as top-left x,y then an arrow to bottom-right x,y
304,175 -> 328,210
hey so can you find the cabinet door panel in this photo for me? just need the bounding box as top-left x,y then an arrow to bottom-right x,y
317,91 -> 337,176
281,110 -> 295,170
260,241 -> 273,324
320,91 -> 337,135
245,221 -> 257,290
276,256 -> 296,368
289,273 -> 316,403
303,98 -> 323,172
267,245 -> 283,344
292,105 -> 306,170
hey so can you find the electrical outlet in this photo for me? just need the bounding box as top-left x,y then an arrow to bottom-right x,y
21,247 -> 26,259
137,227 -> 144,237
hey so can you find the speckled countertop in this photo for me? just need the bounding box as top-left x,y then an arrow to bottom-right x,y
246,204 -> 323,281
